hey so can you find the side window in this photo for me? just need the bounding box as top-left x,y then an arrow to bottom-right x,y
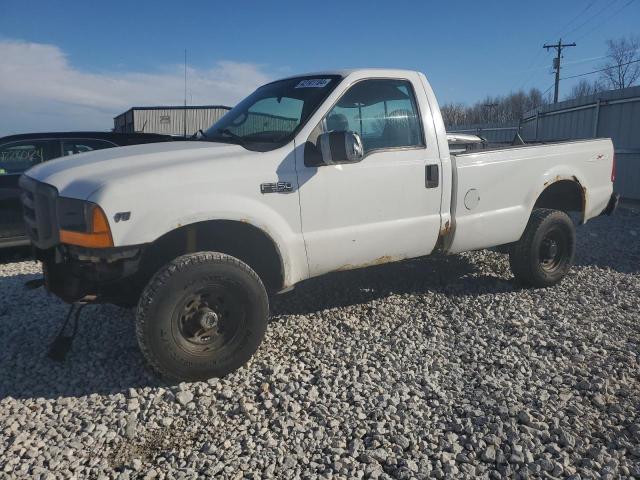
62,139 -> 115,156
0,140 -> 54,175
324,79 -> 423,154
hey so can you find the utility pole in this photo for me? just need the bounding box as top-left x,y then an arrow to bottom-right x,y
543,38 -> 576,103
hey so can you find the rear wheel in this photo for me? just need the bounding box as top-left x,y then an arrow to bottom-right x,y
509,208 -> 575,287
135,252 -> 269,381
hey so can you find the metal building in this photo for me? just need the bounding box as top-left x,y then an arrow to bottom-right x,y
113,106 -> 231,136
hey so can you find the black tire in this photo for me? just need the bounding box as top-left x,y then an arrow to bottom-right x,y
135,252 -> 269,381
509,208 -> 575,288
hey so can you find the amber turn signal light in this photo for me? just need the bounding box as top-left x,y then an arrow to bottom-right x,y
60,205 -> 114,248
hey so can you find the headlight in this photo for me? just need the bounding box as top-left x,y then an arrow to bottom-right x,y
57,197 -> 113,248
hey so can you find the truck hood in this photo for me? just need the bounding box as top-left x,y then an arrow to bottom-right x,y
25,141 -> 249,199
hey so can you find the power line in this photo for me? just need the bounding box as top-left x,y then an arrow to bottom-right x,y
541,83 -> 556,99
515,52 -> 548,92
561,58 -> 640,80
564,0 -> 622,38
551,0 -> 596,38
574,0 -> 637,42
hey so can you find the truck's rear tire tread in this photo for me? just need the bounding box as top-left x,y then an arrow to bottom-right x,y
135,251 -> 269,381
509,208 -> 575,288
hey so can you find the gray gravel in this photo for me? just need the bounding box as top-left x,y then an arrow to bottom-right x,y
1,206 -> 639,479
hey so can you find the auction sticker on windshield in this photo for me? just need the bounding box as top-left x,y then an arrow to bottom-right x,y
295,79 -> 332,88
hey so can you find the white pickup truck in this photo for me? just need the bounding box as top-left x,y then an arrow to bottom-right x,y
20,69 -> 617,381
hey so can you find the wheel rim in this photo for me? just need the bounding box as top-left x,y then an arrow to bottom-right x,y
171,283 -> 246,356
538,227 -> 567,273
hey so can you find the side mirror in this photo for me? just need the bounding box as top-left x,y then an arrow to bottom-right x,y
318,130 -> 364,165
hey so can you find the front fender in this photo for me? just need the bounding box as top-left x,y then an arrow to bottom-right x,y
90,189 -> 309,288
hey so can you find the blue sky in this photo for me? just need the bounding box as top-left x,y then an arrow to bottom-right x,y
1,0 -> 639,134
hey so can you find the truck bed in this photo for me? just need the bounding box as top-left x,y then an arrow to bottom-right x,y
447,138 -> 614,254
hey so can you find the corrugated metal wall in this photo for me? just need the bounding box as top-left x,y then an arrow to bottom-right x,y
134,107 -> 231,136
113,110 -> 135,133
113,107 -> 296,138
113,106 -> 231,136
520,86 -> 640,199
234,112 -> 298,137
449,86 -> 640,199
113,114 -> 126,132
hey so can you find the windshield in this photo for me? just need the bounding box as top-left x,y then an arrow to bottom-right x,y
203,75 -> 342,151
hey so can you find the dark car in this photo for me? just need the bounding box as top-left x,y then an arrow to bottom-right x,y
0,131 -> 174,248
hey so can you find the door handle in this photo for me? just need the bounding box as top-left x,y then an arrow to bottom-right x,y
425,164 -> 439,188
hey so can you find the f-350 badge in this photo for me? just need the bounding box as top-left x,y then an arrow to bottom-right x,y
260,182 -> 293,194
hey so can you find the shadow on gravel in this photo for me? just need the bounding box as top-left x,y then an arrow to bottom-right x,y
271,253 -> 519,317
573,207 -> 640,274
0,273 -> 165,401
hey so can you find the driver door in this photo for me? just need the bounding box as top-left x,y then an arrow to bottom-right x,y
296,76 -> 443,277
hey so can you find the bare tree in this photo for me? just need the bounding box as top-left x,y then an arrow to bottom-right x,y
566,79 -> 603,100
440,103 -> 467,126
441,88 -> 547,127
599,35 -> 640,90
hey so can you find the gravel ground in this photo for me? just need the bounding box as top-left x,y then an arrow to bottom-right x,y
1,207 -> 639,479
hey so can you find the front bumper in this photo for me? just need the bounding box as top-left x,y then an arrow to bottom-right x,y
601,192 -> 619,216
38,244 -> 145,304
19,176 -> 146,305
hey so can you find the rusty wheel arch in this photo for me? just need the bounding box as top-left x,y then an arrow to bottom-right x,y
534,177 -> 586,223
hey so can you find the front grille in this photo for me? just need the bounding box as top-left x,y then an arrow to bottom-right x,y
21,189 -> 38,240
18,175 -> 59,249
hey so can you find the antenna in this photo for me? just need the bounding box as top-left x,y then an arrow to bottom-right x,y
183,49 -> 187,138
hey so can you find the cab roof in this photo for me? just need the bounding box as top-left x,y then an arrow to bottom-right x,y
277,68 -> 421,81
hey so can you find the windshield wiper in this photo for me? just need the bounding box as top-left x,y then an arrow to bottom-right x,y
190,129 -> 208,140
216,128 -> 245,143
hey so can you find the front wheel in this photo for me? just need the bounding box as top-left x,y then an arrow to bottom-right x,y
509,208 -> 576,287
135,252 -> 269,381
